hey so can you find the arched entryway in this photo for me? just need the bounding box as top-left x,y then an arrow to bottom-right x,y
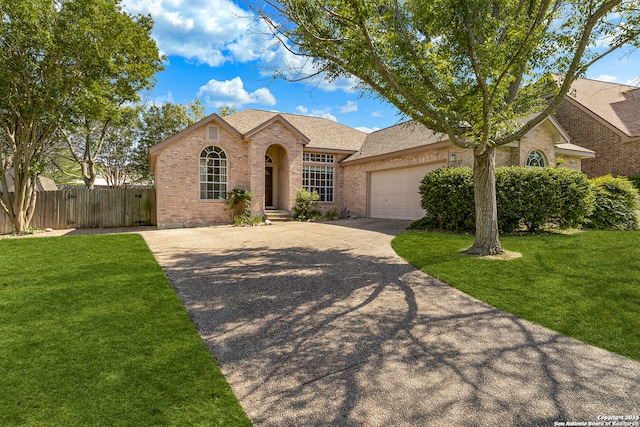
264,144 -> 290,211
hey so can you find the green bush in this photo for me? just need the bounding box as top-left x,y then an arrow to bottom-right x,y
224,188 -> 252,218
418,166 -> 594,233
418,167 -> 475,231
496,167 -> 593,232
625,175 -> 640,191
294,189 -> 321,221
587,175 -> 639,230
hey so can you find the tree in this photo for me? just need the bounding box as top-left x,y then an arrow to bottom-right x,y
132,100 -> 206,182
255,0 -> 640,255
0,0 -> 162,232
218,106 -> 238,117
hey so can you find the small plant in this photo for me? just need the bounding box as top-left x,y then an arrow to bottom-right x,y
324,210 -> 338,220
224,188 -> 252,225
293,189 -> 321,221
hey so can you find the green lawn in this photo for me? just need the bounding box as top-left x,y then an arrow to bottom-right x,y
0,234 -> 252,427
392,230 -> 640,361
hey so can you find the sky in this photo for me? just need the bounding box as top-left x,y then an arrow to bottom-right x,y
121,0 -> 640,133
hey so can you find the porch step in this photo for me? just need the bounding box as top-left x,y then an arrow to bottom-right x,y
264,210 -> 293,222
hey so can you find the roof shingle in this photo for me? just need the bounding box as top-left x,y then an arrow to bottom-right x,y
565,78 -> 640,138
223,109 -> 367,151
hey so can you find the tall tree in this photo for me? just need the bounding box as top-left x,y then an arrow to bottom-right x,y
0,0 -> 162,232
256,0 -> 640,255
132,100 -> 206,182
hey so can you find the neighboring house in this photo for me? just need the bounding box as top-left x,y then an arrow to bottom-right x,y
1,169 -> 57,192
149,109 -> 594,228
554,78 -> 640,177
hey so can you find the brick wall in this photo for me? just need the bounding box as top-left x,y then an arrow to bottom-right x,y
555,100 -> 640,177
154,121 -> 304,228
341,147 -> 449,217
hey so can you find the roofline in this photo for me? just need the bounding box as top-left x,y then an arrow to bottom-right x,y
554,144 -> 596,158
244,114 -> 310,144
561,95 -> 637,141
340,140 -> 453,165
303,147 -> 359,155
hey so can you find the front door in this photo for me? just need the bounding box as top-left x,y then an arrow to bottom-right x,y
265,167 -> 273,207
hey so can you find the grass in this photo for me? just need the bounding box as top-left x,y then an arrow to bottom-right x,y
0,234 -> 252,427
391,230 -> 640,362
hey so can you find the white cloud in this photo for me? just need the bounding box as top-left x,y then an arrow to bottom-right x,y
339,101 -> 358,114
295,105 -> 308,114
197,77 -> 276,107
294,106 -> 337,122
355,126 -> 379,133
371,111 -> 383,118
122,0 -> 360,93
596,74 -> 618,83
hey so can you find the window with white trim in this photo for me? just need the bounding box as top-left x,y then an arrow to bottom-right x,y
526,150 -> 547,167
200,146 -> 227,200
303,165 -> 334,202
303,153 -> 334,163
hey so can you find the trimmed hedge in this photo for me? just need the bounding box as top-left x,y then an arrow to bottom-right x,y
418,167 -> 475,231
416,166 -> 594,233
588,175 -> 639,230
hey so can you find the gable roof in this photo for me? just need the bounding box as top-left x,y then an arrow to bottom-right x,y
224,109 -> 367,151
563,78 -> 640,139
343,121 -> 448,163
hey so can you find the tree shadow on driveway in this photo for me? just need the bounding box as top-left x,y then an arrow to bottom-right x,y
142,225 -> 640,427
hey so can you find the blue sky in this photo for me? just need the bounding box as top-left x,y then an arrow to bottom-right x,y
122,0 -> 640,133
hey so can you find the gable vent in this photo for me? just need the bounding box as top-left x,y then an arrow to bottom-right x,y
208,126 -> 219,141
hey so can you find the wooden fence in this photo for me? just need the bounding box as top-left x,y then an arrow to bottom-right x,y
0,188 -> 156,234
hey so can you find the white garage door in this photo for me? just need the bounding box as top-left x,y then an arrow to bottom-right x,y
370,164 -> 442,220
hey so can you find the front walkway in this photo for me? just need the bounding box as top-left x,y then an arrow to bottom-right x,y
141,220 -> 640,427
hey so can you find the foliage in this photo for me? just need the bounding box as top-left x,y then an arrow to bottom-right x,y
418,166 -> 594,233
0,234 -> 252,425
324,209 -> 338,220
225,188 -> 252,217
255,0 -> 640,255
496,167 -> 594,232
392,230 -> 640,361
293,188 -> 321,221
132,100 -> 206,182
587,175 -> 640,230
419,167 -> 475,231
0,0 -> 163,231
217,106 -> 237,117
625,175 -> 640,191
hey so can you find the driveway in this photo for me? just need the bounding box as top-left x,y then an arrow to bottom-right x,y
141,220 -> 640,427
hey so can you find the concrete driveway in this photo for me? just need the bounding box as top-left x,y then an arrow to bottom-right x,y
141,219 -> 639,427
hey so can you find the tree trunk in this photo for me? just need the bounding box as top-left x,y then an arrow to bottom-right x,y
465,146 -> 504,256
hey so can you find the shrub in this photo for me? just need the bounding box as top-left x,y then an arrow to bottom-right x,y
587,175 -> 639,230
418,166 -> 594,233
496,167 -> 593,232
324,209 -> 338,220
294,189 -> 321,221
625,175 -> 640,191
224,188 -> 252,218
418,167 -> 475,231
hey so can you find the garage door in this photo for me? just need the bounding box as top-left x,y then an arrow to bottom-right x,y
369,164 -> 442,220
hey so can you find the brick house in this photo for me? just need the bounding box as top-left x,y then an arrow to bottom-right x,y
554,78 -> 640,177
149,109 -> 594,228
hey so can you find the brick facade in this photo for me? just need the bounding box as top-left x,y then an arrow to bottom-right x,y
555,100 -> 640,177
152,113 -> 588,227
153,120 -> 304,229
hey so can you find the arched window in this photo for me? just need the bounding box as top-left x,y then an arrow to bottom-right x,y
200,146 -> 227,200
526,150 -> 547,167
265,154 -> 273,164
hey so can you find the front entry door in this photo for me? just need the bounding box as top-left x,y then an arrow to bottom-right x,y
265,167 -> 273,207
